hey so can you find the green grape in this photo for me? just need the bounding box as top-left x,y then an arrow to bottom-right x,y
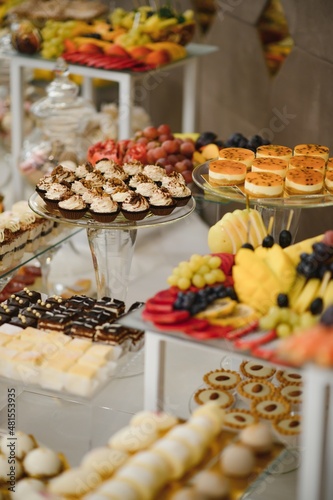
211,269 -> 225,283
171,267 -> 181,276
259,314 -> 278,331
205,272 -> 216,285
276,323 -> 292,338
167,275 -> 178,286
198,264 -> 210,276
178,265 -> 192,280
208,256 -> 222,269
192,274 -> 205,288
177,277 -> 191,290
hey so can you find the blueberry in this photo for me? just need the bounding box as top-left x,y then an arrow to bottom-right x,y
262,235 -> 274,248
228,132 -> 245,144
320,305 -> 333,326
238,138 -> 249,148
173,299 -> 185,310
262,138 -> 271,145
241,243 -> 254,250
310,297 -> 324,315
277,293 -> 289,308
248,135 -> 262,149
279,230 -> 292,249
214,139 -> 224,148
226,287 -> 238,301
312,242 -> 332,262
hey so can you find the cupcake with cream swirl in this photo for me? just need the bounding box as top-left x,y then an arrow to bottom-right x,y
149,187 -> 176,215
121,192 -> 150,221
165,179 -> 191,206
89,194 -> 120,223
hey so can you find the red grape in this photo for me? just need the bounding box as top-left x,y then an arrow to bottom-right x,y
156,158 -> 168,167
153,146 -> 167,160
157,124 -> 171,135
159,134 -> 173,143
162,140 -> 179,154
143,126 -> 159,140
136,137 -> 148,145
166,154 -> 178,165
147,140 -> 160,150
165,164 -> 174,175
175,161 -> 189,173
180,158 -> 193,169
182,170 -> 193,183
180,142 -> 195,157
147,149 -> 156,164
177,154 -> 186,161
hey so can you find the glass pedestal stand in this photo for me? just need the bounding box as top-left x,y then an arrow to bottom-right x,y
254,204 -> 302,243
29,193 -> 196,303
87,226 -> 137,301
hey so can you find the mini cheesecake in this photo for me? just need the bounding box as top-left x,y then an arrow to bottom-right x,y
209,159 -> 247,186
285,168 -> 324,194
244,172 -> 284,198
251,157 -> 288,178
294,143 -> 329,160
325,170 -> 333,193
326,158 -> 333,171
288,155 -> 326,174
256,145 -> 292,161
218,147 -> 255,169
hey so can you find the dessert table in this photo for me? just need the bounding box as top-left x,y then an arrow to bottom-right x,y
8,43 -> 218,200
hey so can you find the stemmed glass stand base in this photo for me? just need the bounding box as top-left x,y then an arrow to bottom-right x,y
254,205 -> 302,243
87,227 -> 137,302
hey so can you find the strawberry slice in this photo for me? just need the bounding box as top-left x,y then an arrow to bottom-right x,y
145,299 -> 174,313
152,289 -> 179,304
142,309 -> 190,324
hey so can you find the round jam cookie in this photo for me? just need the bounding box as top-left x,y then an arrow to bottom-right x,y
239,422 -> 274,454
237,378 -> 276,401
279,385 -> 303,406
194,388 -> 234,409
223,409 -> 258,430
203,369 -> 241,390
275,369 -> 302,386
239,360 -> 276,380
251,396 -> 291,421
220,443 -> 255,478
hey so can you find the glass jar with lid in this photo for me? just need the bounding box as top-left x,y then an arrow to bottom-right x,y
18,58 -> 96,186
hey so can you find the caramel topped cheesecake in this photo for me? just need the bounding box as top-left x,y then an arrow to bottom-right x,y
325,170 -> 333,193
294,143 -> 329,160
288,155 -> 326,174
256,145 -> 292,161
218,147 -> 255,169
209,160 -> 246,186
285,168 -> 324,194
251,157 -> 288,178
326,158 -> 333,171
244,172 -> 284,198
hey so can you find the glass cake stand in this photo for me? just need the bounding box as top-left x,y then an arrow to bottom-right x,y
29,192 -> 196,303
192,161 -> 333,241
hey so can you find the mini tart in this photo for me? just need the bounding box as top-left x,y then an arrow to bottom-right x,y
273,414 -> 302,437
275,369 -> 302,386
218,147 -> 255,169
288,154 -> 326,174
285,167 -> 324,194
203,369 -> 241,390
251,395 -> 291,421
325,170 -> 333,193
239,360 -> 276,380
251,157 -> 288,178
194,388 -> 234,409
237,378 -> 276,401
256,145 -> 292,161
293,143 -> 329,160
279,384 -> 303,405
244,171 -> 284,198
223,409 -> 258,430
209,159 -> 247,186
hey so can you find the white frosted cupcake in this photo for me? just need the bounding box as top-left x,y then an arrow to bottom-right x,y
89,195 -> 120,223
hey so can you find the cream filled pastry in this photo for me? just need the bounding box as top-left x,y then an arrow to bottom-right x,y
244,172 -> 284,198
285,168 -> 324,194
251,157 -> 288,178
209,159 -> 247,186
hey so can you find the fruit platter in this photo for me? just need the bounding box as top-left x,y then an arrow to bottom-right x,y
6,2 -> 196,71
139,204 -> 333,369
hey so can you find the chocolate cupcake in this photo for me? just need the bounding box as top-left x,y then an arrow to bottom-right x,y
121,192 -> 150,221
35,175 -> 54,200
149,188 -> 176,216
166,179 -> 192,206
43,183 -> 71,211
58,195 -> 88,220
89,195 -> 120,223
